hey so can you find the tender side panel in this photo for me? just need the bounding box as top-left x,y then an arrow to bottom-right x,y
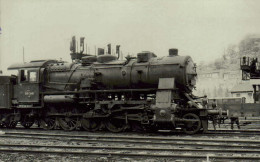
0,76 -> 12,109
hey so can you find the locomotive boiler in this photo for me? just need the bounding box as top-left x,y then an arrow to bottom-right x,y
45,49 -> 196,93
0,36 -> 227,134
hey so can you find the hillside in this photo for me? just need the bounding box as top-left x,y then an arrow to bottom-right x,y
197,34 -> 260,73
194,34 -> 260,99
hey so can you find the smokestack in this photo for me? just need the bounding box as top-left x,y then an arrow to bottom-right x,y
70,36 -> 76,53
107,44 -> 111,54
116,45 -> 120,59
169,48 -> 178,56
80,37 -> 85,53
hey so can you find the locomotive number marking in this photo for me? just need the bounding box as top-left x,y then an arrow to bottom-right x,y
25,90 -> 35,98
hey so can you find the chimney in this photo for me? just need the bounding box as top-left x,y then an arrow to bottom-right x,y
80,37 -> 85,53
70,36 -> 76,53
107,44 -> 111,54
169,48 -> 178,56
116,45 -> 120,59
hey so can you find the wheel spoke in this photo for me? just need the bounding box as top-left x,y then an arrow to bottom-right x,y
41,117 -> 56,130
59,117 -> 78,131
183,113 -> 201,135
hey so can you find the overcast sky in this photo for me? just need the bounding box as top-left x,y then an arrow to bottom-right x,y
1,0 -> 260,72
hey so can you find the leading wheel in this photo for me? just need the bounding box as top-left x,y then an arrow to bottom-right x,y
104,117 -> 126,133
81,118 -> 101,132
183,113 -> 201,135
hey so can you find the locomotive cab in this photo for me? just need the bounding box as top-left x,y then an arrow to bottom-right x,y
8,60 -> 58,108
13,68 -> 41,107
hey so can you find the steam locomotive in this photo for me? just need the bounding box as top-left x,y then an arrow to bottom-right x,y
0,37 -> 226,134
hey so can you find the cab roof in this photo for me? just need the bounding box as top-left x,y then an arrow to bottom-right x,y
8,60 -> 58,70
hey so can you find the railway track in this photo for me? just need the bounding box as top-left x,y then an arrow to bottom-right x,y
3,122 -> 260,136
1,128 -> 260,142
0,145 -> 260,160
3,125 -> 260,134
206,130 -> 260,137
0,148 -> 260,161
2,134 -> 260,149
2,131 -> 260,143
1,130 -> 260,161
1,143 -> 260,153
0,140 -> 259,161
1,131 -> 260,148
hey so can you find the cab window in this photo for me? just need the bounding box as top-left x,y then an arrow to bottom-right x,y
20,70 -> 28,82
29,71 -> 37,82
20,70 -> 38,83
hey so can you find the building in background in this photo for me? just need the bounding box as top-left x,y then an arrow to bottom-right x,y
230,83 -> 254,103
194,69 -> 242,98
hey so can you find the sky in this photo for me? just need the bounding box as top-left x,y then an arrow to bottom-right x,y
0,0 -> 260,73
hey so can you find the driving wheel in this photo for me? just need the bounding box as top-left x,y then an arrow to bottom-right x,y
5,115 -> 18,128
58,117 -> 79,131
104,117 -> 126,133
41,117 -> 56,130
81,118 -> 101,132
21,115 -> 35,129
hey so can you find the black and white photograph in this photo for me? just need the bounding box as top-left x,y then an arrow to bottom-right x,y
0,0 -> 260,161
